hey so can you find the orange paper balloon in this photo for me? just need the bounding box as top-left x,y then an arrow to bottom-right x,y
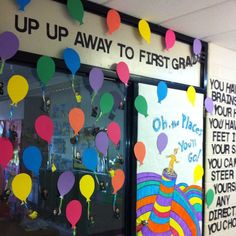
69,108 -> 85,135
134,142 -> 146,165
107,9 -> 121,34
111,169 -> 125,194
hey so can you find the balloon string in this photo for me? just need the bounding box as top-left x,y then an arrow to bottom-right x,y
71,75 -> 76,95
72,227 -> 76,236
91,92 -> 96,105
113,194 -> 117,212
94,173 -> 99,185
96,112 -> 102,122
58,197 -> 63,215
9,105 -> 14,121
0,60 -> 5,75
87,201 -> 90,220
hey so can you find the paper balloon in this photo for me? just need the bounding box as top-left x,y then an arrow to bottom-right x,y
69,108 -> 85,135
134,142 -> 146,165
23,146 -> 42,176
116,62 -> 130,86
157,133 -> 168,154
16,0 -> 31,11
89,68 -> 104,93
206,189 -> 214,208
37,56 -> 55,85
97,93 -> 114,121
165,29 -> 176,50
193,39 -> 202,56
187,86 -> 196,106
12,173 -> 32,203
82,148 -> 98,172
194,164 -> 204,183
157,81 -> 168,103
95,131 -> 109,156
67,0 -> 84,24
107,9 -> 121,34
79,175 -> 95,202
205,97 -> 214,114
138,19 -> 151,44
35,115 -> 54,144
63,48 -> 81,76
57,171 -> 75,197
107,122 -> 121,146
0,138 -> 13,168
112,169 -> 125,194
135,95 -> 148,117
7,75 -> 29,106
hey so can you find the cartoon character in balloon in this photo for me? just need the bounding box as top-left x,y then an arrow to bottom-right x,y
166,148 -> 179,175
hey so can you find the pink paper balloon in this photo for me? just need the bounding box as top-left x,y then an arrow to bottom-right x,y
165,29 -> 176,50
66,200 -> 82,228
116,62 -> 130,86
107,121 -> 121,146
35,115 -> 54,144
0,138 -> 13,168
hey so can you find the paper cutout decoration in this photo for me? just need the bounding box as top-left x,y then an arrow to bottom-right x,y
57,171 -> 75,215
63,48 -> 81,76
193,39 -> 202,56
165,29 -> 176,50
135,95 -> 148,117
107,9 -> 121,34
116,62 -> 130,86
16,0 -> 31,11
51,163 -> 57,172
67,0 -> 84,25
157,81 -> 168,103
187,85 -> 196,106
0,32 -> 19,74
206,189 -> 214,208
37,56 -> 55,85
82,148 -> 98,172
205,97 -> 214,114
96,92 -> 114,122
107,122 -> 121,146
69,108 -> 85,135
23,146 -> 42,176
157,133 -> 168,154
194,164 -> 204,183
12,173 -> 32,204
66,200 -> 82,236
138,19 -> 151,44
0,138 -> 13,168
134,142 -> 146,165
35,115 -> 54,144
95,131 -> 109,156
89,68 -> 104,104
79,175 -> 95,220
112,169 -> 125,194
7,75 -> 29,106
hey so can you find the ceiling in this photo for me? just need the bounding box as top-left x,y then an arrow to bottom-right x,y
89,0 -> 236,51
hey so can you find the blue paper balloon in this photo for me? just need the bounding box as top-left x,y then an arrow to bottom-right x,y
63,48 -> 81,76
23,146 -> 42,176
16,0 -> 31,11
157,81 -> 168,103
82,148 -> 98,172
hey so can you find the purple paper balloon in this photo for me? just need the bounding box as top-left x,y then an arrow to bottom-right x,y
0,32 -> 19,60
89,68 -> 104,93
193,39 -> 202,56
157,133 -> 168,154
57,171 -> 75,197
205,97 -> 214,114
95,131 -> 109,156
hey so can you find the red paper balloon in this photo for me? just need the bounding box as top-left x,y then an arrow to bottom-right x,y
66,200 -> 82,228
35,115 -> 54,144
112,169 -> 125,194
165,29 -> 176,50
69,108 -> 85,135
116,61 -> 130,86
0,138 -> 13,168
107,121 -> 121,146
107,9 -> 121,34
134,142 -> 146,165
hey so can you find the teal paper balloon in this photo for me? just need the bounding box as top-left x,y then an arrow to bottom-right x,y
67,0 -> 84,25
135,95 -> 148,117
206,189 -> 214,208
157,81 -> 168,103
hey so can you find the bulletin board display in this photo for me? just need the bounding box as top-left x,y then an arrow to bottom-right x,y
136,83 -> 204,236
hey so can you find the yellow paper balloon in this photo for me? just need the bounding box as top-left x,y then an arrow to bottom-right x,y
7,75 -> 29,105
12,173 -> 32,203
79,175 -> 95,202
194,164 -> 204,183
187,85 -> 196,106
138,19 -> 151,44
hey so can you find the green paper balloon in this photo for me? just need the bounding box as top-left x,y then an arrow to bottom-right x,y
206,189 -> 214,208
100,92 -> 114,115
67,0 -> 84,25
135,95 -> 148,117
37,56 -> 55,85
